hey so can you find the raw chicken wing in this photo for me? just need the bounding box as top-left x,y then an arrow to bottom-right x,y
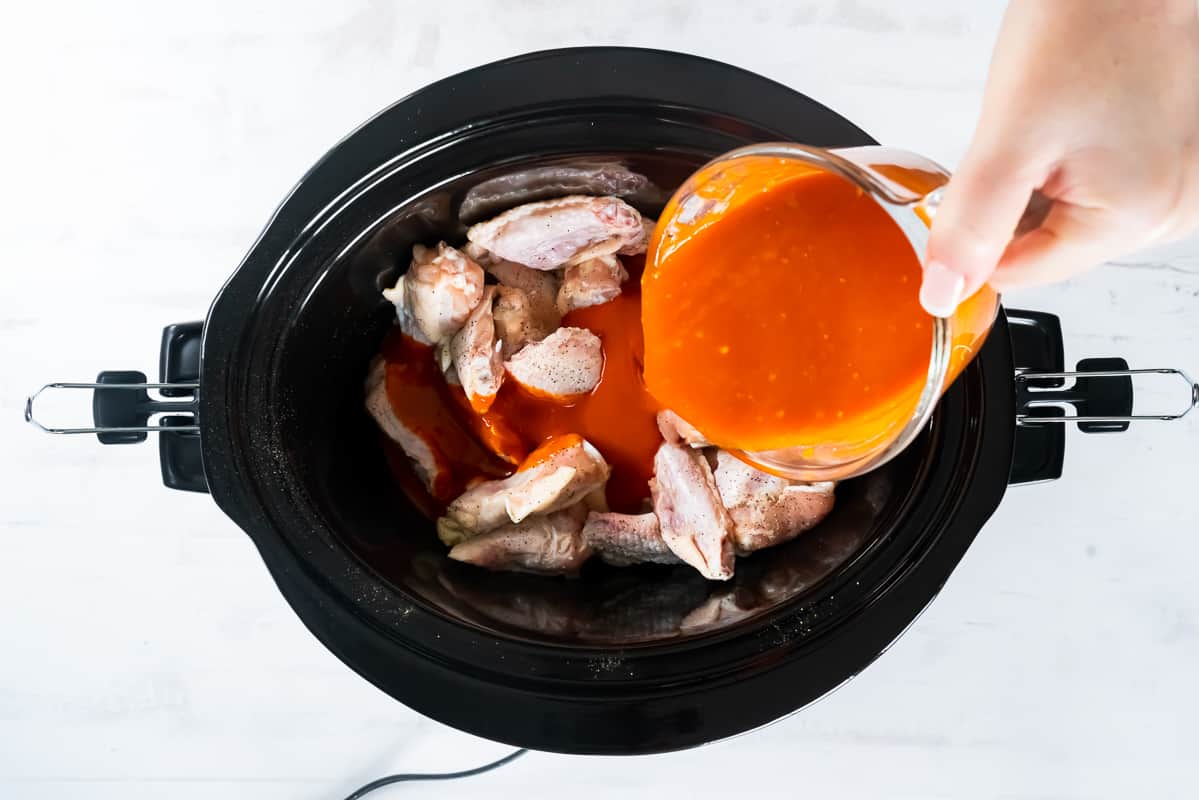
620,217 -> 657,254
581,512 -> 680,567
364,357 -> 447,497
437,435 -> 611,546
712,450 -> 836,555
557,254 -> 629,314
449,505 -> 591,575
650,441 -> 735,580
466,196 -> 646,270
465,242 -> 562,334
434,339 -> 459,385
504,327 -> 603,400
657,409 -> 709,448
382,242 -> 485,345
449,286 -> 503,413
492,286 -> 545,359
458,162 -> 667,224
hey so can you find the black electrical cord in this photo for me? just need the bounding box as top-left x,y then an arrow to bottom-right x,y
340,748 -> 528,800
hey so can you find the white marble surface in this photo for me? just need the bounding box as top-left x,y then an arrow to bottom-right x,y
2,1 -> 1197,798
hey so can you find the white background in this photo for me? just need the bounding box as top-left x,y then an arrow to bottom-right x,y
2,1 -> 1197,798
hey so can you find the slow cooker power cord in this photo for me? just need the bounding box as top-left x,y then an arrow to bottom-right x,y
340,748 -> 528,799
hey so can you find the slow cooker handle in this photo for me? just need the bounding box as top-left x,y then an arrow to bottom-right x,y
1015,364 -> 1198,429
1005,308 -> 1197,486
24,321 -> 209,493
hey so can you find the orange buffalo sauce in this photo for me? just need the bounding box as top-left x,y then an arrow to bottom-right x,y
642,157 -> 994,456
380,332 -> 512,502
487,261 -> 662,511
383,256 -> 662,513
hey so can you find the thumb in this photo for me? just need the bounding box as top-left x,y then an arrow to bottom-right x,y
922,148 -> 1049,317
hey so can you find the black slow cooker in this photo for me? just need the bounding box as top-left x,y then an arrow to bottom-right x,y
27,47 -> 1184,755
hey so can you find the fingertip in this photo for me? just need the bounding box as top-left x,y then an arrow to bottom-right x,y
919,259 -> 966,318
925,221 -> 1007,304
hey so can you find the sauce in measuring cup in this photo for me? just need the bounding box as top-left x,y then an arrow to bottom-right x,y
642,146 -> 998,479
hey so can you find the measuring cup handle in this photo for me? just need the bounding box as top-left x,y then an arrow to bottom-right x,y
917,187 -> 1053,236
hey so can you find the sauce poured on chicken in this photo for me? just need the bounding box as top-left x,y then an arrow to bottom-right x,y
383,256 -> 662,514
370,189 -> 842,579
487,257 -> 662,512
379,332 -> 511,501
643,163 -> 934,454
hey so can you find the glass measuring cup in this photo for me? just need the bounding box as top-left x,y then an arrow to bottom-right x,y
645,143 -> 1002,482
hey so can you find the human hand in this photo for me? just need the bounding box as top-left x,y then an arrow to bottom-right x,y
919,0 -> 1199,317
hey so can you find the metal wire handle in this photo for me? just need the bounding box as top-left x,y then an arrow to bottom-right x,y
25,381 -> 200,435
1015,368 -> 1198,423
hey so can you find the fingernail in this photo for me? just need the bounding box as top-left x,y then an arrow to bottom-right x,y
920,260 -> 966,318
